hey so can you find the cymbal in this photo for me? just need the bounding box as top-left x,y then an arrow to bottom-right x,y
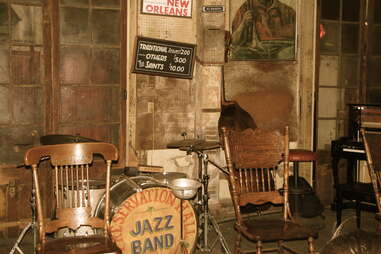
40,134 -> 99,145
167,139 -> 220,151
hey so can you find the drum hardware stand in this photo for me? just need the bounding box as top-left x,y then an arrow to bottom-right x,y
9,180 -> 37,254
195,150 -> 231,254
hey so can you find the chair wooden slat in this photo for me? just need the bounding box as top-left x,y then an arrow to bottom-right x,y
24,142 -> 121,254
221,126 -> 317,254
362,129 -> 381,222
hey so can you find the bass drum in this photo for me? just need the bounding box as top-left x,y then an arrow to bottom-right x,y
94,176 -> 198,254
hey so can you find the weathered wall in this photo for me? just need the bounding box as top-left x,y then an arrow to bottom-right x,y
126,0 -> 317,202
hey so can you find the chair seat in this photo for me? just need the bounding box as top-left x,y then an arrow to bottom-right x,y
289,149 -> 317,162
237,219 -> 318,242
37,236 -> 121,254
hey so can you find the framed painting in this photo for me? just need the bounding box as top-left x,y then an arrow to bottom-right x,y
229,0 -> 297,61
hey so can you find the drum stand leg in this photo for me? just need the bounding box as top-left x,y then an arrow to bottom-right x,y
196,152 -> 231,254
9,181 -> 37,254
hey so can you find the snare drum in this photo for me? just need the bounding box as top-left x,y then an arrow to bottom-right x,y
94,176 -> 198,254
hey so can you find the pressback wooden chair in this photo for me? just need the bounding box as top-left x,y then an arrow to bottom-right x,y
362,128 -> 381,230
24,142 -> 121,254
221,126 -> 318,254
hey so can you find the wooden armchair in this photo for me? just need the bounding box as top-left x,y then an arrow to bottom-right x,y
221,126 -> 318,254
24,142 -> 121,254
362,129 -> 381,229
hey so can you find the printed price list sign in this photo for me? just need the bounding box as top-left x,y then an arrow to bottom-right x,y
133,37 -> 196,79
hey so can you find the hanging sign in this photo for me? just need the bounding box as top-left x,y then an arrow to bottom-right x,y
132,36 -> 196,79
202,5 -> 225,13
141,0 -> 192,18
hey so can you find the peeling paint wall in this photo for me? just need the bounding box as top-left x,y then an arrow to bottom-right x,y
127,0 -> 317,202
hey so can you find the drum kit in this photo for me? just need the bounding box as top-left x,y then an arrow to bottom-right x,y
166,137 -> 231,254
9,134 -> 231,254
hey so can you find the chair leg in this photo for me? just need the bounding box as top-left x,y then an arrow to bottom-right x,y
277,240 -> 284,254
234,232 -> 241,254
336,195 -> 342,227
307,236 -> 315,254
256,240 -> 262,254
356,199 -> 361,228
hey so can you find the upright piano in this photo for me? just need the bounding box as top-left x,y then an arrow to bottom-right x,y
331,104 -> 381,212
332,104 -> 381,175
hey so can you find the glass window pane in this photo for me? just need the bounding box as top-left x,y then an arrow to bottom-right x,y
318,87 -> 338,118
91,9 -> 120,45
11,49 -> 41,84
0,126 -> 43,164
317,120 -> 337,150
342,0 -> 360,21
0,86 -> 10,124
0,3 -> 10,42
91,48 -> 120,84
320,22 -> 339,52
60,0 -> 89,7
60,47 -> 90,84
319,55 -> 339,86
372,26 -> 381,56
368,58 -> 381,84
375,0 -> 381,24
344,87 -> 359,104
60,86 -> 119,122
342,24 -> 359,53
367,88 -> 381,104
11,5 -> 42,44
341,56 -> 359,87
92,0 -> 120,8
321,0 -> 340,20
60,7 -> 90,44
0,49 -> 9,83
13,87 -> 43,124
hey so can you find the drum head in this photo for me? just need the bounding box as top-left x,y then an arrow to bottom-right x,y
95,176 -> 198,254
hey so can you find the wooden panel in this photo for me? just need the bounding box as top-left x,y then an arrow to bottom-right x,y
0,86 -> 10,124
0,165 -> 52,235
0,48 -> 9,83
13,87 -> 44,124
91,9 -> 120,44
92,48 -> 120,84
60,86 -> 119,122
11,50 -> 41,84
59,47 -> 90,84
60,7 -> 90,44
0,126 -> 43,165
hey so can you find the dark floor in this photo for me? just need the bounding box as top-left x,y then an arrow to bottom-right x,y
0,207 -> 379,254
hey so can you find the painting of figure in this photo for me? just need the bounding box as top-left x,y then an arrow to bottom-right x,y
229,0 -> 296,60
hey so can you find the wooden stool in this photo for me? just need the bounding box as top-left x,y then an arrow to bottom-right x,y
289,149 -> 317,216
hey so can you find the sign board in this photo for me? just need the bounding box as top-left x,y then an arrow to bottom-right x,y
133,37 -> 196,79
141,0 -> 192,18
202,5 -> 225,13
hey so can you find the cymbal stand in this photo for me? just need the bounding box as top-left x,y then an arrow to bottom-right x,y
9,178 -> 37,254
196,151 -> 231,254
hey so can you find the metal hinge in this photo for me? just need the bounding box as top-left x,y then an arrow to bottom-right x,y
122,89 -> 127,100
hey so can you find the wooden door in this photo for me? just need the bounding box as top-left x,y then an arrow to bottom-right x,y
49,0 -> 126,167
0,0 -> 127,231
364,0 -> 381,103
